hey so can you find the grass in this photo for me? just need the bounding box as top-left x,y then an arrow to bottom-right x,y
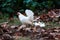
0,17 -> 60,27
45,21 -> 60,29
0,17 -> 21,25
19,37 -> 31,40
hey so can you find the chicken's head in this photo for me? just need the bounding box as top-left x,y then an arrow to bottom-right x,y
17,12 -> 21,15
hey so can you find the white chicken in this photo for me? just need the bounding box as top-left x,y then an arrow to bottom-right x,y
33,21 -> 45,27
17,9 -> 34,26
38,22 -> 45,27
17,12 -> 33,25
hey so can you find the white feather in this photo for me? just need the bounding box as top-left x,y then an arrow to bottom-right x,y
25,9 -> 34,22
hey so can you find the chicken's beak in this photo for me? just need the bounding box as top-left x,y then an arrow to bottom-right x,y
17,12 -> 20,15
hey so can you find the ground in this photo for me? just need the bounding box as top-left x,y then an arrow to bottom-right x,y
0,17 -> 60,40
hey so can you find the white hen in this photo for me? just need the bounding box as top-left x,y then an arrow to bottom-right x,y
17,12 -> 33,25
33,21 -> 45,27
39,22 -> 45,27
